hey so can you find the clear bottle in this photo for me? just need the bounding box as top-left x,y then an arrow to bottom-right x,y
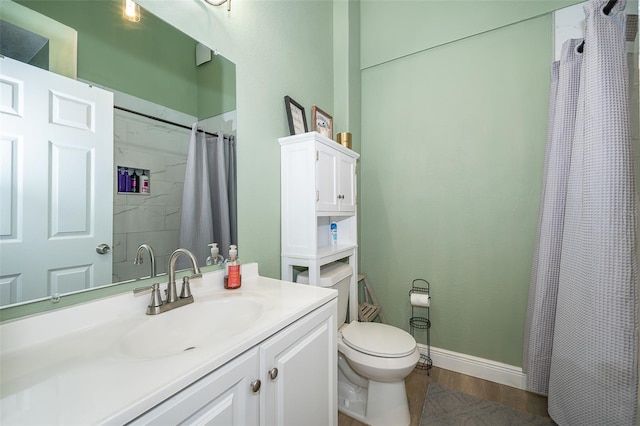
206,243 -> 220,266
224,245 -> 241,289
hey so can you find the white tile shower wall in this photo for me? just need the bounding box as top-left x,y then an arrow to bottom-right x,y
112,109 -> 190,282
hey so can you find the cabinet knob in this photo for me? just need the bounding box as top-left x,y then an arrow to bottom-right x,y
250,379 -> 261,393
268,367 -> 278,380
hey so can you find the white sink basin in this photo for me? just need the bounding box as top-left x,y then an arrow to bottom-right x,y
119,295 -> 265,359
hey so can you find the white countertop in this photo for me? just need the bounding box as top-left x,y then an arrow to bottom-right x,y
0,263 -> 337,425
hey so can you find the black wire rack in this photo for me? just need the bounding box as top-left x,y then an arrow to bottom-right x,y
409,279 -> 432,373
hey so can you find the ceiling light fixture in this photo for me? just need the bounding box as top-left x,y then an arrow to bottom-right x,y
123,0 -> 141,22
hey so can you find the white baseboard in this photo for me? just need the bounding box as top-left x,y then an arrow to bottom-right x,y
417,344 -> 527,390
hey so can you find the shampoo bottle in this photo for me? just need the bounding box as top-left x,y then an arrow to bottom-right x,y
124,168 -> 132,192
224,245 -> 241,289
117,167 -> 125,192
140,170 -> 150,194
131,169 -> 139,193
206,243 -> 220,266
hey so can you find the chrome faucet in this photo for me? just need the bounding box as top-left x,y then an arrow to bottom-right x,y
167,248 -> 202,303
133,243 -> 157,278
133,248 -> 202,315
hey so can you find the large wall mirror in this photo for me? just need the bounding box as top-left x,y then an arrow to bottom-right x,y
0,0 -> 237,309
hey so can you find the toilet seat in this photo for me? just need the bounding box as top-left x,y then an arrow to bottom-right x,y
341,321 -> 416,358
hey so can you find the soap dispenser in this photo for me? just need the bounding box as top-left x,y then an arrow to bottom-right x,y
224,245 -> 241,289
206,243 -> 221,266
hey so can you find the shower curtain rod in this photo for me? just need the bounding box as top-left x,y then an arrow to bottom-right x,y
114,105 -> 219,138
577,0 -> 618,53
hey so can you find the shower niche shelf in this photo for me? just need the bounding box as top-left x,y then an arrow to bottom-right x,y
117,166 -> 151,195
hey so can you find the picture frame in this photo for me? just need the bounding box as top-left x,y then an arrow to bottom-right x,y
284,95 -> 308,135
311,105 -> 333,140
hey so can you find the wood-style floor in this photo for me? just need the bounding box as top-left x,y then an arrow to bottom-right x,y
337,366 -> 550,426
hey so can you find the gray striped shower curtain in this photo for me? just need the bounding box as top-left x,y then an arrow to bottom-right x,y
179,125 -> 237,266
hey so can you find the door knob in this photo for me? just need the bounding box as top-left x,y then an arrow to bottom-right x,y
250,379 -> 261,393
96,243 -> 111,254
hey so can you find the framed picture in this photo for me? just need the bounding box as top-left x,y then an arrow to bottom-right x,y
311,105 -> 333,139
284,95 -> 308,135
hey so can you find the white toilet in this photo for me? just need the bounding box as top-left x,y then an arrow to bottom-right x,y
297,262 -> 420,426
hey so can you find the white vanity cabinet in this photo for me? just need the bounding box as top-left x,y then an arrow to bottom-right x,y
128,300 -> 337,426
279,131 -> 360,322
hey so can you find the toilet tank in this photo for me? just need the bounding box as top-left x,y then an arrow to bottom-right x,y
296,262 -> 352,327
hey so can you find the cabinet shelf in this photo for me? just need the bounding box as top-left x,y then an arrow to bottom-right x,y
316,244 -> 358,258
281,245 -> 356,258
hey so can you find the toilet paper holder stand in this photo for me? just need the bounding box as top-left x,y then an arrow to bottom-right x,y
409,279 -> 432,373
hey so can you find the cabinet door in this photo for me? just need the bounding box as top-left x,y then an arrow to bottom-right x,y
260,301 -> 337,426
128,349 -> 260,426
338,155 -> 356,212
316,144 -> 339,212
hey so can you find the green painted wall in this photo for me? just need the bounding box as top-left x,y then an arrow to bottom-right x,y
14,0 -> 235,117
360,0 -> 582,69
360,12 -> 553,366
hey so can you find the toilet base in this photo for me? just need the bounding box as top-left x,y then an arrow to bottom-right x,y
366,380 -> 411,426
338,364 -> 411,426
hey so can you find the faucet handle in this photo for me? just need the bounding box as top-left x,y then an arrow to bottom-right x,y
133,284 -> 152,293
149,283 -> 164,307
134,283 -> 164,309
180,276 -> 192,299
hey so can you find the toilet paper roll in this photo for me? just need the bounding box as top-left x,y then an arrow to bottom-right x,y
410,293 -> 430,307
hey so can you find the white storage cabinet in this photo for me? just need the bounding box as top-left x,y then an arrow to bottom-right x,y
279,131 -> 360,321
128,300 -> 337,426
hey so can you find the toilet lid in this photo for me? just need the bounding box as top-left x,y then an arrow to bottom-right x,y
342,322 -> 416,358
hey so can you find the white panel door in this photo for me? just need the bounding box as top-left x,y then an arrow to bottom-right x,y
260,301 -> 337,426
316,143 -> 339,212
338,154 -> 356,212
0,57 -> 113,306
128,349 -> 260,425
